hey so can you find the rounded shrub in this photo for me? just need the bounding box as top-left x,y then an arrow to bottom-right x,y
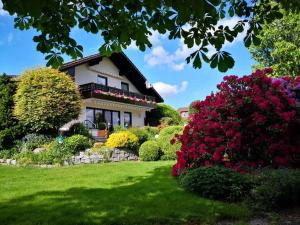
128,127 -> 149,146
173,70 -> 300,176
179,166 -> 253,201
248,169 -> 300,210
14,68 -> 81,133
158,126 -> 183,160
105,131 -> 138,152
64,134 -> 92,154
139,140 -> 160,161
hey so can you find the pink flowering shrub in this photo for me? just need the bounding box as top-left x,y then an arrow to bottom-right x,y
173,69 -> 300,176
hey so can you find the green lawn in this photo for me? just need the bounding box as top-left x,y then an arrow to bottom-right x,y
0,161 -> 250,225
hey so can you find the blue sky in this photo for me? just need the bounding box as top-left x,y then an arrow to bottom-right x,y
0,4 -> 256,109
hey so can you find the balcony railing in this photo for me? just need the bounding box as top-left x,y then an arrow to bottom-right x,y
79,83 -> 157,106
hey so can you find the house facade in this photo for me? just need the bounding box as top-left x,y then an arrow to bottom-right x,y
60,52 -> 163,131
177,107 -> 189,119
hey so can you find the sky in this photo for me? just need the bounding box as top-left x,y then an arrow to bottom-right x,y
0,3 -> 257,109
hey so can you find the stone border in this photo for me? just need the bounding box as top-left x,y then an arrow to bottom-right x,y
0,148 -> 138,167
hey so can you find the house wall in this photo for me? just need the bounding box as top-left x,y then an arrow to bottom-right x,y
61,57 -> 155,131
74,58 -> 141,94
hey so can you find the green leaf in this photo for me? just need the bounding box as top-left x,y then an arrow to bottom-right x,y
252,35 -> 261,46
201,52 -> 209,63
210,53 -> 218,69
45,53 -> 63,68
244,34 -> 252,48
193,53 -> 202,69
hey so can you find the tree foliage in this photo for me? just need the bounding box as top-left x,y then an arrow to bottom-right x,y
147,103 -> 183,126
249,9 -> 300,77
3,0 -> 296,72
0,75 -> 24,150
14,68 -> 81,133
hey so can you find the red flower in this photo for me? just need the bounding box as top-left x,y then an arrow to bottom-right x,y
172,70 -> 300,176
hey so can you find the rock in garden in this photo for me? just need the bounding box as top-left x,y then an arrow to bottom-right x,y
81,156 -> 91,164
33,147 -> 46,154
74,156 -> 81,164
90,154 -> 102,163
10,160 -> 17,165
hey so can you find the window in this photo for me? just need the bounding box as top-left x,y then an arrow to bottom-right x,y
86,107 -> 120,130
124,112 -> 132,128
97,75 -> 107,86
121,82 -> 129,91
86,108 -> 94,128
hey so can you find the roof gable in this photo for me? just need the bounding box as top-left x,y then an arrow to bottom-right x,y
60,52 -> 163,103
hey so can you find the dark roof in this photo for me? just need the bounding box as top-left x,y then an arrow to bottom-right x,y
61,52 -> 164,103
177,107 -> 188,113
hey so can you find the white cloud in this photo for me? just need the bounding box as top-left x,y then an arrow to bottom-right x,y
0,1 -> 8,16
144,46 -> 187,71
7,32 -> 13,44
153,81 -> 188,97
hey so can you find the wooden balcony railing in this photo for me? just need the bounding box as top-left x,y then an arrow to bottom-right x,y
79,83 -> 157,106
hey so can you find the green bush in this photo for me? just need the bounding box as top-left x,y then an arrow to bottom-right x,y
0,140 -> 22,159
112,125 -> 125,133
147,104 -> 183,126
248,169 -> 300,210
139,140 -> 160,161
179,166 -> 253,201
144,126 -> 159,139
128,127 -> 149,146
67,123 -> 91,138
21,133 -> 52,151
45,140 -> 73,164
14,68 -> 81,133
158,126 -> 183,160
15,138 -> 80,166
105,131 -> 139,152
64,134 -> 92,155
0,75 -> 24,150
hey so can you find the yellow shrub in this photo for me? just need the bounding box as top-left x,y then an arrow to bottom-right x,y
105,131 -> 138,152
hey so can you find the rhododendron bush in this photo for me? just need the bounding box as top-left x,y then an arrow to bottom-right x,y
173,69 -> 300,176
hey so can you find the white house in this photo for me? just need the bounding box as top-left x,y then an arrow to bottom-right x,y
60,52 -> 163,132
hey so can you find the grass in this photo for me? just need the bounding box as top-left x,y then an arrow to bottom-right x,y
0,161 -> 251,225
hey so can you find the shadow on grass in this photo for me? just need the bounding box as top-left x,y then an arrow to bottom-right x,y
0,165 -> 250,225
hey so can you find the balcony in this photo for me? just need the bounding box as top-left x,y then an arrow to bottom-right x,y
79,83 -> 157,107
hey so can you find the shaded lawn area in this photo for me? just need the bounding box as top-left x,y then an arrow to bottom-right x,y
0,161 -> 250,225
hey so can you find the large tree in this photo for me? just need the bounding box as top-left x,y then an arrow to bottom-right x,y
3,0 -> 298,72
249,9 -> 300,77
14,68 -> 81,133
0,75 -> 23,150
